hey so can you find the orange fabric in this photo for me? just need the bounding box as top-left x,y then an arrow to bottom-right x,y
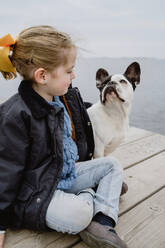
0,34 -> 16,73
62,96 -> 76,142
0,34 -> 15,47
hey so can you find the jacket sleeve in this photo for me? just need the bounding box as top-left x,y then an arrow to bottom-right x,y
0,113 -> 29,230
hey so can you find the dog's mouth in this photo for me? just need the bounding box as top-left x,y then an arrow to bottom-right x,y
102,86 -> 125,104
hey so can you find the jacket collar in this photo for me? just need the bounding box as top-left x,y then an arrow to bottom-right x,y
18,80 -> 61,119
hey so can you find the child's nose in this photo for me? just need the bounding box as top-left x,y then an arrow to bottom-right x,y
71,72 -> 75,80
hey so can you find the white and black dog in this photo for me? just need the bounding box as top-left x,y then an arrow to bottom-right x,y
87,62 -> 141,158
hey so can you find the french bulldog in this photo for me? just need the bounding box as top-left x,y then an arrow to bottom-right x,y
87,62 -> 141,158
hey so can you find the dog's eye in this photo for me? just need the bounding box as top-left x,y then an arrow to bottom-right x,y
120,80 -> 127,84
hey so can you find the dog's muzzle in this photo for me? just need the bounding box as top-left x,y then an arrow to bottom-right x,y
102,82 -> 125,104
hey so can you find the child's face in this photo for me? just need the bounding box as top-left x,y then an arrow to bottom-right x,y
45,47 -> 76,99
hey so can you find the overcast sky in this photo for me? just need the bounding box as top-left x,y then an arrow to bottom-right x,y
0,0 -> 165,58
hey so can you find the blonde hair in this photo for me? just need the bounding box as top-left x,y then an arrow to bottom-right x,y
2,25 -> 76,80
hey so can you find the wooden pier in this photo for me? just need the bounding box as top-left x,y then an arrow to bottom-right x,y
4,127 -> 165,248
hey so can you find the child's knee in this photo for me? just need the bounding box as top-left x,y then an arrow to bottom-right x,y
106,155 -> 123,175
72,198 -> 93,234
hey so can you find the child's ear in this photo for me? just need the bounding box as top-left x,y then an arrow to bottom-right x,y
34,68 -> 47,84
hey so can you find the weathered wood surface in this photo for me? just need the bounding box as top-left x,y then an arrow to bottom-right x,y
116,188 -> 165,248
112,133 -> 165,169
119,152 -> 165,215
4,230 -> 80,248
4,127 -> 165,248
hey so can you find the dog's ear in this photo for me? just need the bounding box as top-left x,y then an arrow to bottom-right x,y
96,68 -> 109,90
124,62 -> 141,90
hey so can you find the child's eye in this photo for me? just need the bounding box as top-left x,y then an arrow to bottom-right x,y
67,71 -> 72,74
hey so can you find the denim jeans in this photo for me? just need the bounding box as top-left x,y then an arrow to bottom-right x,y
46,155 -> 123,234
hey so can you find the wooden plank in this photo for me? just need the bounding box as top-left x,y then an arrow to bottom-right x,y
121,127 -> 153,145
116,188 -> 165,248
4,229 -> 62,248
45,234 -> 79,248
119,152 -> 165,215
4,229 -> 79,248
111,133 -> 165,168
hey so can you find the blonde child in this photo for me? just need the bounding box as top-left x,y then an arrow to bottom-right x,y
0,26 -> 127,248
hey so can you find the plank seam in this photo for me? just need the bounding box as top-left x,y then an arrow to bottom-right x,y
69,238 -> 81,248
121,133 -> 155,147
35,233 -> 66,248
119,185 -> 165,217
124,149 -> 165,170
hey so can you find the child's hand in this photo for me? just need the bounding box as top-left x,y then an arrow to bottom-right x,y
0,233 -> 5,248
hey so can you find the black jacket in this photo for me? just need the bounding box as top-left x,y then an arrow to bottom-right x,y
0,80 -> 94,231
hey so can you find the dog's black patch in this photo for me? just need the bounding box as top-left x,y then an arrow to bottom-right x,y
124,62 -> 141,91
98,76 -> 111,91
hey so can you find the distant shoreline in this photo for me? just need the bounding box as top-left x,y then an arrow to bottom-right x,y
1,57 -> 165,135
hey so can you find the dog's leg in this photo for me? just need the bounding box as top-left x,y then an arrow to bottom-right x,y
93,135 -> 105,158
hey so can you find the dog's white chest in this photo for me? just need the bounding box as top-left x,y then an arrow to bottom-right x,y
87,102 -> 129,157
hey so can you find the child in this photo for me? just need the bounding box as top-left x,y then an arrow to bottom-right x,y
0,26 -> 128,248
